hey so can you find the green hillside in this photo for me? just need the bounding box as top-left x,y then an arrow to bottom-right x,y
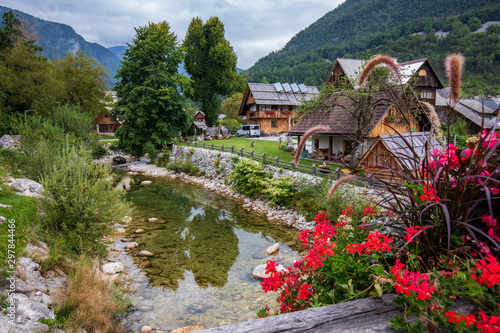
0,6 -> 121,85
243,0 -> 500,96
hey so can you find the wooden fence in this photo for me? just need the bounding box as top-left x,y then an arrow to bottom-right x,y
183,141 -> 393,189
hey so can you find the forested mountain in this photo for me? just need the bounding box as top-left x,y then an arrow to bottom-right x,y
0,6 -> 121,84
243,0 -> 500,96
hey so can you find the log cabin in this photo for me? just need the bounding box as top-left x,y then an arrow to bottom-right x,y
288,90 -> 431,163
93,110 -> 121,134
238,82 -> 319,135
326,58 -> 444,106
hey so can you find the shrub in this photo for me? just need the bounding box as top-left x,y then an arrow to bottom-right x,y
278,141 -> 294,153
143,141 -> 158,161
228,159 -> 268,197
262,176 -> 297,207
39,143 -> 131,255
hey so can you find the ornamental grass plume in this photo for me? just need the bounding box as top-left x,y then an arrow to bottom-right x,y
327,175 -> 356,200
294,125 -> 330,165
445,54 -> 465,106
421,101 -> 443,141
357,55 -> 400,86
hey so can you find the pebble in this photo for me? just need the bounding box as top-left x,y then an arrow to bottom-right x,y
140,325 -> 153,333
135,229 -> 146,234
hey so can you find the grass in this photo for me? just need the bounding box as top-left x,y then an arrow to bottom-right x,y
178,137 -> 342,169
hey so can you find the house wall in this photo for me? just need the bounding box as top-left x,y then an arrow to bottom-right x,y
369,110 -> 421,137
253,118 -> 293,134
94,112 -> 121,133
314,136 -> 377,156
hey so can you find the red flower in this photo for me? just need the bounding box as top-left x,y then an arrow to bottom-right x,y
419,186 -> 441,202
445,310 -> 460,324
342,206 -> 355,215
460,314 -> 476,327
362,206 -> 378,216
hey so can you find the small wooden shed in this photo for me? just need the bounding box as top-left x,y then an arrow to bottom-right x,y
359,132 -> 441,181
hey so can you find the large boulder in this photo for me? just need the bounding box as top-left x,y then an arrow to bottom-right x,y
7,178 -> 44,198
265,243 -> 279,255
112,156 -> 127,165
101,262 -> 125,275
251,263 -> 287,280
0,134 -> 20,150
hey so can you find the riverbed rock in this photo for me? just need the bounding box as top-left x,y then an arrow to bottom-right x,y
122,216 -> 133,224
138,250 -> 154,257
101,262 -> 124,275
125,242 -> 138,250
140,325 -> 153,333
140,180 -> 152,186
116,227 -> 126,234
24,243 -> 50,261
112,156 -> 127,165
135,229 -> 146,234
171,324 -> 205,333
251,263 -> 287,280
264,243 -> 279,255
139,261 -> 151,268
148,217 -> 158,222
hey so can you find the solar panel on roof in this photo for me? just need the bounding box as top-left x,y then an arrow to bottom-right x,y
291,83 -> 299,92
274,82 -> 283,92
282,82 -> 291,92
298,83 -> 308,93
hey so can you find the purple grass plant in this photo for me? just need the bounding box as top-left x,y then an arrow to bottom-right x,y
294,125 -> 330,165
357,55 -> 400,87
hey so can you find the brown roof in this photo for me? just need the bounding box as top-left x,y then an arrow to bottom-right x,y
289,91 -> 394,136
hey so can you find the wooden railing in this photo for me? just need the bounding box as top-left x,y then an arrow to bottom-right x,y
247,111 -> 295,119
183,141 -> 396,189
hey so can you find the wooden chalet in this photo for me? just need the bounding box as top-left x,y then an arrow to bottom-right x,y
326,58 -> 444,106
238,82 -> 319,134
436,88 -> 500,133
288,91 -> 430,162
93,110 -> 121,134
358,132 -> 441,181
194,111 -> 206,123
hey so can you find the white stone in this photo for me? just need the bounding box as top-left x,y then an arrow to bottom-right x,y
251,263 -> 287,280
138,250 -> 153,257
25,244 -> 50,261
265,243 -> 279,255
101,262 -> 125,275
148,217 -> 158,222
122,216 -> 132,223
116,228 -> 126,234
140,326 -> 153,333
135,229 -> 145,234
125,242 -> 138,250
140,180 -> 152,186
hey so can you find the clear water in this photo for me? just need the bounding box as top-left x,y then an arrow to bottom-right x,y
113,171 -> 301,331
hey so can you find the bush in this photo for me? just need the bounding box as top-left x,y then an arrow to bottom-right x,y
228,159 -> 269,197
166,154 -> 194,174
143,141 -> 158,162
39,143 -> 131,255
262,176 -> 297,207
278,141 -> 294,153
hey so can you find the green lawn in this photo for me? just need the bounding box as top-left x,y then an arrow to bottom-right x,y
179,137 -> 341,169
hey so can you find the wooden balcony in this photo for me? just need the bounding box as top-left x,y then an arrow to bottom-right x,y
247,111 -> 295,119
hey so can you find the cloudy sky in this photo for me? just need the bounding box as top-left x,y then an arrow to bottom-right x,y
2,0 -> 345,69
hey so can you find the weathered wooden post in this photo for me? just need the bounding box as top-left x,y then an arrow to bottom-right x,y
240,148 -> 244,157
275,156 -> 279,167
336,168 -> 341,180
203,142 -> 206,149
211,143 -> 214,150
187,141 -> 190,147
368,176 -> 373,188
221,144 -> 224,152
231,145 -> 235,154
292,162 -> 296,172
312,164 -> 317,176
194,141 -> 197,148
251,150 -> 254,159
262,153 -> 266,164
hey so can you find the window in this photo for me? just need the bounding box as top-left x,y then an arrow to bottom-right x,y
105,114 -> 109,118
271,121 -> 277,127
420,91 -> 434,99
271,105 -> 278,111
419,69 -> 427,76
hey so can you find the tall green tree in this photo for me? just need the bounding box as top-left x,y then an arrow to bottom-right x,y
113,21 -> 189,157
183,17 -> 237,126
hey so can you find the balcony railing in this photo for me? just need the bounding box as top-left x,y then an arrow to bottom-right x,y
247,111 -> 295,119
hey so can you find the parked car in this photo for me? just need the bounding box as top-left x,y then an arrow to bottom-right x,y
236,124 -> 260,137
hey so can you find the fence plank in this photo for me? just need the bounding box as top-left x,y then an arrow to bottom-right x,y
275,156 -> 279,167
312,164 -> 316,176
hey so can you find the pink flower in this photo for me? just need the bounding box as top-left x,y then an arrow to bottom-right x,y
481,129 -> 499,149
482,215 -> 498,227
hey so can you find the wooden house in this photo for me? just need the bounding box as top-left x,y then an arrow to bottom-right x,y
238,82 -> 319,134
358,132 -> 441,181
326,58 -> 444,106
93,110 -> 121,134
194,111 -> 206,123
436,88 -> 500,133
288,90 -> 430,161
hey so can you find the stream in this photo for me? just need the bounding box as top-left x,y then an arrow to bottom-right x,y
112,169 -> 301,331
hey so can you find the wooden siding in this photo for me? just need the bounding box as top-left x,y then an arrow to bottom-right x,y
369,108 -> 420,137
250,118 -> 294,134
247,111 -> 296,119
94,112 -> 120,126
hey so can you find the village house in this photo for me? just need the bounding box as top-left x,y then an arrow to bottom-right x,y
435,88 -> 500,133
238,82 -> 319,135
288,90 -> 430,163
92,110 -> 121,135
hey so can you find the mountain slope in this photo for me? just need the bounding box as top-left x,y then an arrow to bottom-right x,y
243,0 -> 500,94
0,6 -> 121,85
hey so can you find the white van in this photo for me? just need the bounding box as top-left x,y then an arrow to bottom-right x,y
236,124 -> 261,137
